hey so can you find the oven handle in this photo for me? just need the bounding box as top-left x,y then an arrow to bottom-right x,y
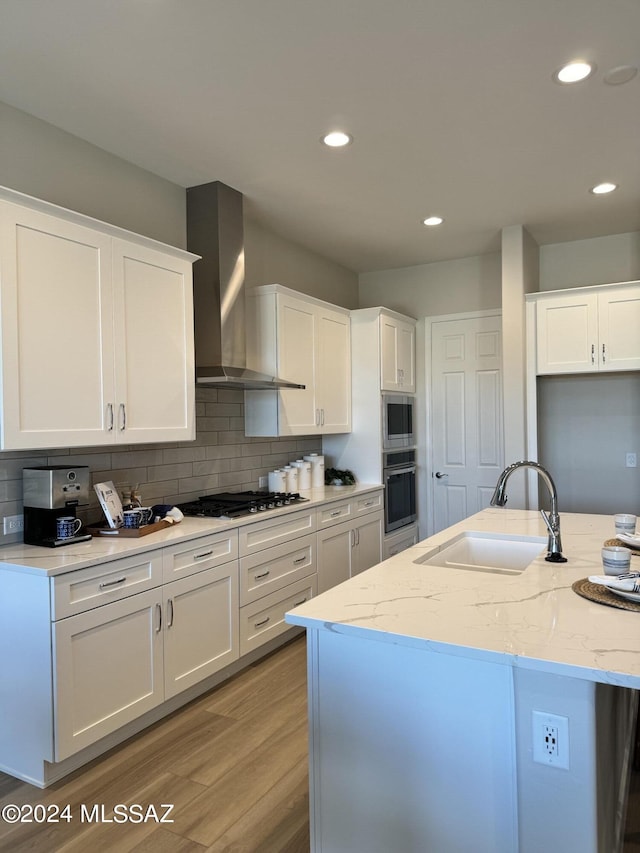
384,465 -> 416,479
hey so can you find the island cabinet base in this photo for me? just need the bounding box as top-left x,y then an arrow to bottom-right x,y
305,630 -> 636,853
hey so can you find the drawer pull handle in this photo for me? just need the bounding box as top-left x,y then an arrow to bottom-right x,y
363,500 -> 374,507
194,550 -> 214,560
255,570 -> 271,580
330,510 -> 341,517
293,556 -> 306,565
294,597 -> 308,606
99,576 -> 127,589
156,602 -> 162,633
254,616 -> 270,628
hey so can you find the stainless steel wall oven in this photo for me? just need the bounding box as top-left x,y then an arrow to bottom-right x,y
383,448 -> 417,533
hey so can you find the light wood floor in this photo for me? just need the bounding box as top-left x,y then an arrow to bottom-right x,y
0,634 -> 638,852
0,636 -> 310,853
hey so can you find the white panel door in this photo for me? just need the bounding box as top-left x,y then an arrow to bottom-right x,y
535,292 -> 598,374
53,589 -> 163,761
112,239 -> 195,442
316,520 -> 353,594
353,513 -> 384,576
276,296 -> 318,433
598,285 -> 640,371
0,203 -> 115,449
431,315 -> 503,532
317,308 -> 351,433
163,563 -> 239,699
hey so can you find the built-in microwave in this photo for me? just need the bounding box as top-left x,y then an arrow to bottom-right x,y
382,393 -> 415,450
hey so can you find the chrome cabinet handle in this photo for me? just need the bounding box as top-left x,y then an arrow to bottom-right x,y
602,343 -> 606,363
293,555 -> 306,565
330,510 -> 342,517
119,403 -> 126,431
155,602 -> 162,633
294,597 -> 307,606
194,550 -> 213,560
315,409 -> 320,426
435,471 -> 448,479
254,616 -> 270,628
255,570 -> 270,580
321,408 -> 325,426
99,576 -> 126,589
363,500 -> 374,507
591,343 -> 595,364
107,403 -> 114,431
167,598 -> 174,628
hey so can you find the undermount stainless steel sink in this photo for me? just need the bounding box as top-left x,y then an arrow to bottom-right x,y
413,531 -> 547,575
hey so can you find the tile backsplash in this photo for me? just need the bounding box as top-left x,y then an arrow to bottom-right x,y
0,388 -> 321,543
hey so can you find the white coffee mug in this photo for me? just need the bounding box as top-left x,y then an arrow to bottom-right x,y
614,514 -> 637,535
601,545 -> 632,575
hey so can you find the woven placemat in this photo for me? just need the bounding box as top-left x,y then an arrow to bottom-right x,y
604,537 -> 640,554
572,578 -> 640,613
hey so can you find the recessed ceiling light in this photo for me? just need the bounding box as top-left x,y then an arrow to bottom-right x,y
603,65 -> 638,85
422,216 -> 444,226
321,131 -> 353,148
590,182 -> 618,195
553,61 -> 595,84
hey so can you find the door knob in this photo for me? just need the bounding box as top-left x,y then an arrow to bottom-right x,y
434,472 -> 448,479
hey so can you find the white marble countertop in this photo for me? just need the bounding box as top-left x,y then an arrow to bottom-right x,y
0,484 -> 383,577
287,508 -> 640,689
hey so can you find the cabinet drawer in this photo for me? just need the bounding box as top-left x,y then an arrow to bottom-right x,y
240,533 -> 316,605
354,491 -> 383,516
239,575 -> 317,656
318,491 -> 383,529
317,500 -> 352,527
163,529 -> 238,583
51,551 -> 163,619
239,508 -> 316,556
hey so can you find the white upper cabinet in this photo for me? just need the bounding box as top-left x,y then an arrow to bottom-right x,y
534,281 -> 640,375
244,284 -> 351,436
0,189 -> 197,449
380,311 -> 416,392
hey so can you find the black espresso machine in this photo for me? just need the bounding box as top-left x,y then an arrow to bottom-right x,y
23,465 -> 93,547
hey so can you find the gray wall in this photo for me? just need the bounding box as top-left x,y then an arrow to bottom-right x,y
537,374 -> 640,515
0,100 -> 356,540
358,253 -> 502,317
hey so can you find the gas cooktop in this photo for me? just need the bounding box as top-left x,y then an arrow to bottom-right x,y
176,490 -> 308,520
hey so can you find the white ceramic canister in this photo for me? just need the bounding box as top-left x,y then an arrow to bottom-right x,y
304,453 -> 325,488
292,459 -> 311,490
268,469 -> 286,492
282,465 -> 298,493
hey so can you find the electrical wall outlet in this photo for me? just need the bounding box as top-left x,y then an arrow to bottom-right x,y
3,514 -> 24,535
532,710 -> 570,769
626,452 -> 637,468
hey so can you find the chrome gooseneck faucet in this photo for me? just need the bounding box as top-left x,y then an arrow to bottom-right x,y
490,461 -> 567,563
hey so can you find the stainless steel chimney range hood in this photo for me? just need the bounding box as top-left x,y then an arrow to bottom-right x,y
186,181 -> 304,390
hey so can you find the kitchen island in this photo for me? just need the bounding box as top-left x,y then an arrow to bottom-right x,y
286,509 -> 640,853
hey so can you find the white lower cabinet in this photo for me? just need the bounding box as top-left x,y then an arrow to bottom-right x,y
383,523 -> 419,559
52,538 -> 239,761
317,499 -> 384,594
0,492 -> 387,785
163,562 -> 239,700
238,517 -> 318,654
53,587 -> 164,761
240,575 -> 317,656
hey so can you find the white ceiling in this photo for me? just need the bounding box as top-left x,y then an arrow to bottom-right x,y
0,0 -> 638,273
